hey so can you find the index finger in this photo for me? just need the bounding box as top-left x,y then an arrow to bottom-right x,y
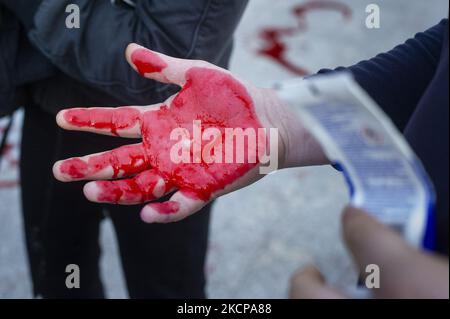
342,206 -> 449,298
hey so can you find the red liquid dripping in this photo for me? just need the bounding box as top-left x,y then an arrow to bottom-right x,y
258,0 -> 352,76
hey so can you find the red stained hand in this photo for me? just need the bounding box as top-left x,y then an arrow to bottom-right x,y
53,43 -> 326,223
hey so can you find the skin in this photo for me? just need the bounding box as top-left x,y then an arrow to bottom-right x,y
53,43 -> 328,223
290,206 -> 449,299
53,44 -> 448,298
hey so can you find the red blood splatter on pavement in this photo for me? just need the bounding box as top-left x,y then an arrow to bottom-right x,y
60,144 -> 150,180
0,180 -> 19,188
1,143 -> 14,156
64,107 -> 141,136
131,48 -> 168,76
258,0 -> 352,76
0,143 -> 19,168
151,201 -> 180,215
0,128 -> 20,188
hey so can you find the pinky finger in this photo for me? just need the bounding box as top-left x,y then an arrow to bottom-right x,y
140,190 -> 206,223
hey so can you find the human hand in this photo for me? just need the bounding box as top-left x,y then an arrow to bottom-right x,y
53,43 -> 327,223
290,206 -> 449,299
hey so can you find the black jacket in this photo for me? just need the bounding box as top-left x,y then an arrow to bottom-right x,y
0,0 -> 248,116
0,3 -> 54,116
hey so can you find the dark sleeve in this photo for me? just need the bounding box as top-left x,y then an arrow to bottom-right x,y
317,19 -> 447,130
0,0 -> 42,30
26,0 -> 248,103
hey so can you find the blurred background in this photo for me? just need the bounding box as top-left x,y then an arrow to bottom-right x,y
0,0 -> 447,298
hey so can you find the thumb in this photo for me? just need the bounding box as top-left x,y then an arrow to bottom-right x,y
125,43 -> 216,87
341,206 -> 412,273
290,266 -> 347,299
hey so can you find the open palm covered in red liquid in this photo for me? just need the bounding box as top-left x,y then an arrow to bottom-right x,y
53,43 -> 326,223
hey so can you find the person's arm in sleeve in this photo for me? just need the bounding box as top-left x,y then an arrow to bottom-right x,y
23,0 -> 247,104
317,19 -> 447,130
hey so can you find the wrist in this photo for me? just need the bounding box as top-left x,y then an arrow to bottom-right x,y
260,88 -> 330,169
